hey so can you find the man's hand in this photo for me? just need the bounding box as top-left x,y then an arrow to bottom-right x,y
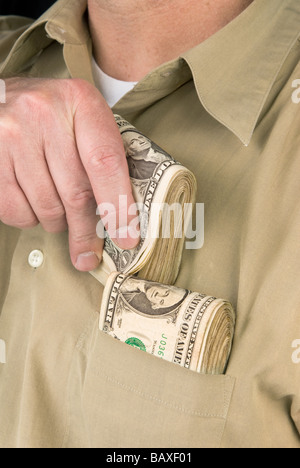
0,77 -> 139,271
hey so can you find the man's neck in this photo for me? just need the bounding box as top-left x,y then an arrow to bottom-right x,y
88,0 -> 254,82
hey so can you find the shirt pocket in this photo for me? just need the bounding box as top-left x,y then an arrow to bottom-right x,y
65,319 -> 235,448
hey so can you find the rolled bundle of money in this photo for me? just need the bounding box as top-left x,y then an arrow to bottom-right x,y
91,115 -> 197,286
100,273 -> 236,375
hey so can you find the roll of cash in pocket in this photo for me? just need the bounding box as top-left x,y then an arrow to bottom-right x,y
91,115 -> 197,287
100,273 -> 236,375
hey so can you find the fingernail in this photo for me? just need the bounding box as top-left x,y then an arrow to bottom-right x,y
114,225 -> 140,250
75,251 -> 101,271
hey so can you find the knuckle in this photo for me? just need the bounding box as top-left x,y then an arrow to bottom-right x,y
18,90 -> 41,109
0,205 -> 37,229
15,88 -> 51,115
37,203 -> 66,224
63,187 -> 95,211
0,90 -> 54,137
12,80 -> 68,119
87,148 -> 124,180
0,198 -> 16,224
0,115 -> 22,141
68,78 -> 105,112
14,218 -> 39,230
64,79 -> 98,110
69,78 -> 95,99
0,190 -> 37,229
71,229 -> 97,247
42,219 -> 67,234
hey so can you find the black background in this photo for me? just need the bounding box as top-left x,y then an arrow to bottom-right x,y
0,0 -> 56,18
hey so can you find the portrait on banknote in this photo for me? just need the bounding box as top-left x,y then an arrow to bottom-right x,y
122,129 -> 174,202
123,130 -> 172,180
117,276 -> 189,317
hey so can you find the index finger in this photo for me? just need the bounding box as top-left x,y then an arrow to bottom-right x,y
73,80 -> 140,250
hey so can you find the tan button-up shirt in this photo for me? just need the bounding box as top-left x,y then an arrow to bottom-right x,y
0,0 -> 300,448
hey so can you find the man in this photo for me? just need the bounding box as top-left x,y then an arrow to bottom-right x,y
0,0 -> 300,448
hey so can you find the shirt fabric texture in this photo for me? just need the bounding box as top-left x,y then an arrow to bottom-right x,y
0,0 -> 300,448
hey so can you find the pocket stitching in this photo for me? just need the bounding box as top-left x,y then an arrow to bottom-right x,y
101,371 -> 230,419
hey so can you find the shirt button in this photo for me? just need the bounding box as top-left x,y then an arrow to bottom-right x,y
28,250 -> 44,269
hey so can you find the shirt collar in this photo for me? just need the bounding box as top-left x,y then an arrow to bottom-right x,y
182,0 -> 300,145
2,0 -> 300,145
43,0 -> 89,45
0,0 -> 93,81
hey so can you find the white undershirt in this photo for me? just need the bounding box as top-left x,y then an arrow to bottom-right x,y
92,57 -> 138,108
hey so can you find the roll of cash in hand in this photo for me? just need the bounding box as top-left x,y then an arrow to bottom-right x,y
100,273 -> 236,375
91,115 -> 197,286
